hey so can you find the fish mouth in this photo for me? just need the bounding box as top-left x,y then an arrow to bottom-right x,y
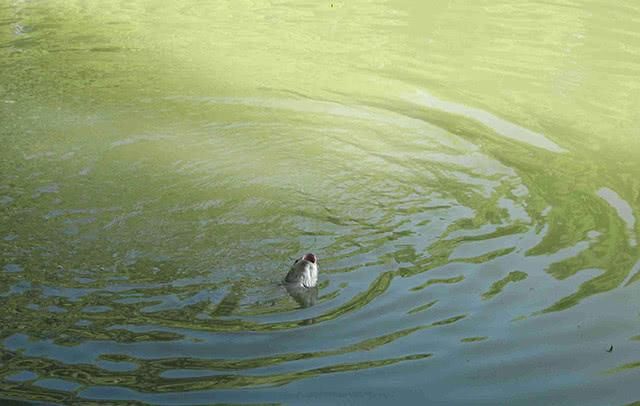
302,253 -> 317,264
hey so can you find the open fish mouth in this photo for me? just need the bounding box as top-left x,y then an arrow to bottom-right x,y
302,253 -> 317,264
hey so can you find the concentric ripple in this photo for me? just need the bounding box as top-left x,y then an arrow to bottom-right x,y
0,92 -> 628,404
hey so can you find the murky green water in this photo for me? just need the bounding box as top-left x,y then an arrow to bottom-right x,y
1,1 -> 640,404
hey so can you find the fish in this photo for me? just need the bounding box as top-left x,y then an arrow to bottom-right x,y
284,253 -> 318,288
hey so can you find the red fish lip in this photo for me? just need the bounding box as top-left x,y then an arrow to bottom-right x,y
302,253 -> 317,264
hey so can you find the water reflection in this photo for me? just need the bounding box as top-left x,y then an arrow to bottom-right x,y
285,284 -> 318,309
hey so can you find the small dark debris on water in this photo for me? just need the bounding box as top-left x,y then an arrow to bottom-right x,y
607,345 -> 614,353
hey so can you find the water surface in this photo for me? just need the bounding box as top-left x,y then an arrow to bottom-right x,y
1,1 -> 640,404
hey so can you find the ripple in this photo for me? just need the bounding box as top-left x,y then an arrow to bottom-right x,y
407,90 -> 566,153
0,88 -> 614,402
